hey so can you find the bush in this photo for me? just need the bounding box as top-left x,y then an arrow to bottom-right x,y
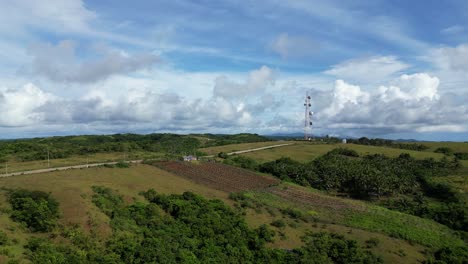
0,230 -> 8,246
115,161 -> 130,168
365,237 -> 380,248
7,189 -> 59,232
223,156 -> 258,170
434,147 -> 453,155
281,208 -> 303,219
270,219 -> 286,228
328,148 -> 359,157
454,152 -> 468,160
217,152 -> 228,159
295,232 -> 383,263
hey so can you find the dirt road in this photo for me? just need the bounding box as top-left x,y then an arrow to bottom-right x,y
0,160 -> 142,178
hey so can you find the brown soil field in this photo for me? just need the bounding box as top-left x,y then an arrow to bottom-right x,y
154,161 -> 280,192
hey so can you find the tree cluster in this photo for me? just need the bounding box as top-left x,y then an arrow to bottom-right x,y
7,189 -> 59,232
19,187 -> 383,263
348,137 -> 429,151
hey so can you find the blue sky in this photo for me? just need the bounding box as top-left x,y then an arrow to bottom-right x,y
0,0 -> 467,140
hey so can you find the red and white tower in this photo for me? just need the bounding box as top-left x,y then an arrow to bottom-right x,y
304,92 -> 313,140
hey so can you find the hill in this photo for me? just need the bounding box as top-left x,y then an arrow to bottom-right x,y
0,137 -> 466,263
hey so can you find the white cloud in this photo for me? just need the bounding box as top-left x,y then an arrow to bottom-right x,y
270,33 -> 318,58
213,66 -> 275,98
324,56 -> 410,83
441,25 -> 464,35
0,83 -> 55,126
312,73 -> 467,134
429,44 -> 468,72
28,40 -> 159,83
0,0 -> 96,36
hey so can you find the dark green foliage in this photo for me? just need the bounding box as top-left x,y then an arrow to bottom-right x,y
7,189 -> 59,232
348,137 -> 429,151
91,186 -> 124,217
328,147 -> 359,157
24,187 -> 382,263
434,147 -> 453,155
255,150 -> 466,231
260,157 -> 314,186
454,152 -> 468,160
261,150 -> 460,200
0,133 -> 270,163
115,161 -> 130,168
199,133 -> 272,147
291,232 -> 383,264
0,230 -> 8,246
281,208 -> 303,219
217,152 -> 228,159
223,155 -> 259,170
427,245 -> 468,264
365,238 -> 380,248
270,219 -> 286,228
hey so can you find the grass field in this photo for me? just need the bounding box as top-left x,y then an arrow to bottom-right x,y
0,151 -> 164,174
199,141 -> 296,155
419,142 -> 468,152
237,142 -> 446,163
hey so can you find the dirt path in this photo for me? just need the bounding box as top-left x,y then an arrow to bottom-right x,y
0,160 -> 143,178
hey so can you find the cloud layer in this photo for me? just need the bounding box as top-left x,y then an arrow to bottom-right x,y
28,41 -> 158,83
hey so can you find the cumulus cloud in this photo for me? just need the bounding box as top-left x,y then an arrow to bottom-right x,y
0,81 -> 256,132
429,44 -> 468,72
324,56 -> 410,83
28,40 -> 159,83
313,73 -> 468,135
213,66 -> 275,98
0,83 -> 55,127
270,33 -> 318,59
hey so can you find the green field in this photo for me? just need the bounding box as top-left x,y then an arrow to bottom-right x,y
236,142 -> 445,163
199,141 -> 296,155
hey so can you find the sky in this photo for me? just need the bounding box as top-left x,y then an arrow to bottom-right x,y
0,0 -> 467,141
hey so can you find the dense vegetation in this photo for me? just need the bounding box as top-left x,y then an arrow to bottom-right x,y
7,189 -> 59,232
11,187 -> 382,263
225,150 -> 466,233
0,133 -> 270,162
348,137 -> 429,151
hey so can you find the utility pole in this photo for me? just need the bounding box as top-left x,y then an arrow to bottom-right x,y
47,147 -> 50,168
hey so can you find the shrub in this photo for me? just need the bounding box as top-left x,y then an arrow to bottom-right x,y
7,189 -> 59,232
365,237 -> 380,248
281,208 -> 303,219
270,219 -> 286,228
115,161 -> 130,168
217,152 -> 228,159
454,152 -> 468,160
434,147 -> 453,155
328,148 -> 359,157
0,230 -> 8,246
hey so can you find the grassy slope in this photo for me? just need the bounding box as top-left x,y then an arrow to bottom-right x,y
0,164 -> 464,263
199,141 -> 296,155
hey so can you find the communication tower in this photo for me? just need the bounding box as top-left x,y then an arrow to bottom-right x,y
304,92 -> 313,140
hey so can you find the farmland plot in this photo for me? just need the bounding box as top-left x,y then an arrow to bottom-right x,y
155,161 -> 280,192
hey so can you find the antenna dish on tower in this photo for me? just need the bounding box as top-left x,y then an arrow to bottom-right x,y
304,92 -> 313,140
